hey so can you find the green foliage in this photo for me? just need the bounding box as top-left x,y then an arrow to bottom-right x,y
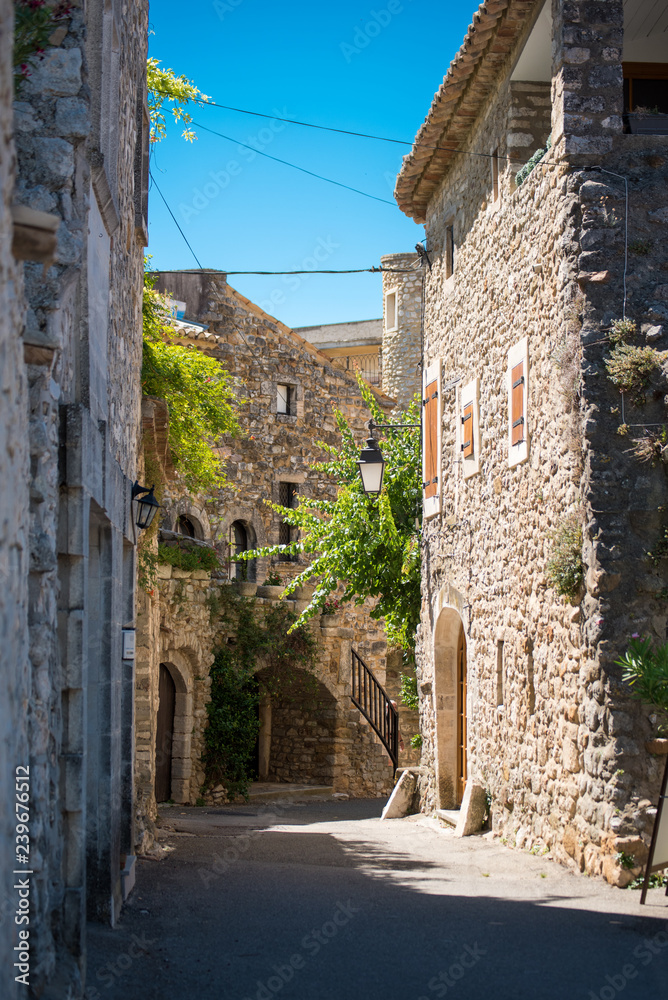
616,851 -> 637,871
237,376 -> 421,651
400,672 -> 419,711
146,57 -> 211,143
515,135 -> 551,186
546,513 -> 583,600
616,637 -> 668,717
608,318 -> 638,345
142,271 -> 239,493
13,1 -> 71,90
410,733 -> 423,749
629,240 -> 652,257
605,342 -> 661,404
157,542 -> 220,573
627,872 -> 668,890
202,591 -> 318,799
264,570 -> 282,586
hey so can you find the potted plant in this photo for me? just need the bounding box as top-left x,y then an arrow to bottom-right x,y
624,106 -> 668,136
319,598 -> 342,627
616,637 -> 668,754
294,580 -> 315,601
257,570 -> 283,600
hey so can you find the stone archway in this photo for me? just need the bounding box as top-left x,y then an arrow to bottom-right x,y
433,603 -> 468,809
254,666 -> 339,787
158,651 -> 193,804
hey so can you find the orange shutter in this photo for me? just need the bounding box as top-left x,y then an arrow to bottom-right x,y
511,361 -> 524,446
461,402 -> 474,458
423,379 -> 438,498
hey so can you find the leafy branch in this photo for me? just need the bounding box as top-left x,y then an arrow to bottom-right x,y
147,57 -> 211,143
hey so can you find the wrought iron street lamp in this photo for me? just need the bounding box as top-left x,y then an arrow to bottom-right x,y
131,481 -> 161,530
357,419 -> 420,495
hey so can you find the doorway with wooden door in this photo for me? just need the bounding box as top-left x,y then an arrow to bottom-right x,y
155,663 -> 176,803
456,627 -> 468,807
432,602 -> 468,810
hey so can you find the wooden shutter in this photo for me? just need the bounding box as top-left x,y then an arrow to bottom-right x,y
423,379 -> 438,498
422,360 -> 441,517
511,361 -> 524,445
461,403 -> 474,459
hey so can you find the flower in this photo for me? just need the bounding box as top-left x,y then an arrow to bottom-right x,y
631,633 -> 640,639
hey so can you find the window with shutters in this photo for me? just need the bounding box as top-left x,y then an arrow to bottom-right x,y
276,383 -> 293,415
422,359 -> 441,519
445,224 -> 455,280
458,377 -> 481,479
278,482 -> 298,560
507,338 -> 529,468
273,379 -> 301,419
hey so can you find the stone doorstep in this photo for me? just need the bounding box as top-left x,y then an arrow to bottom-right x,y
436,808 -> 460,829
246,783 -> 334,802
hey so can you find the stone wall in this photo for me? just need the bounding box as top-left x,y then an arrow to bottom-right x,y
381,252 -> 422,407
0,4 -> 31,999
406,0 -> 668,884
8,1 -> 148,993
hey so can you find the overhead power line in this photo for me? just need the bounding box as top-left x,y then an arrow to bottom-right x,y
152,87 -> 558,167
190,120 -> 395,206
150,171 -> 203,268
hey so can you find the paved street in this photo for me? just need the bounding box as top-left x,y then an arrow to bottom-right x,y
87,797 -> 668,1000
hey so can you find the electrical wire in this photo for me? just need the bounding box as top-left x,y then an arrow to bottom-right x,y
190,120 -> 395,206
150,170 -> 203,268
152,87 -> 560,168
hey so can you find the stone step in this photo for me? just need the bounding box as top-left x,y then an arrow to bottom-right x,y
247,783 -> 335,802
435,808 -> 460,829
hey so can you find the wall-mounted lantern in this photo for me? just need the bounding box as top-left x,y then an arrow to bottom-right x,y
131,481 -> 161,531
357,419 -> 421,496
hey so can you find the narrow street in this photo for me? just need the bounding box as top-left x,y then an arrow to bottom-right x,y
87,797 -> 668,1000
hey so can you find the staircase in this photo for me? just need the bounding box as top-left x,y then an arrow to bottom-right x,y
351,648 -> 399,770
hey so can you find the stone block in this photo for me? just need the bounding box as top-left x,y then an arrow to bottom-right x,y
381,770 -> 416,820
55,98 -> 90,137
24,47 -> 82,96
455,782 -> 488,837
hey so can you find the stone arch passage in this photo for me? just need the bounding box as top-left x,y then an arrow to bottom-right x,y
433,605 -> 468,810
256,668 -> 338,786
158,654 -> 193,803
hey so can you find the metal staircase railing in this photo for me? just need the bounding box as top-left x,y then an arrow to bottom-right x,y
351,648 -> 398,770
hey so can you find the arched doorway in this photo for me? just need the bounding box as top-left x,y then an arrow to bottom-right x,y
176,514 -> 197,538
433,605 -> 468,809
155,664 -> 176,802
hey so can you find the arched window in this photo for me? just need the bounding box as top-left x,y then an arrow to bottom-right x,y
229,520 -> 256,581
176,515 -> 196,538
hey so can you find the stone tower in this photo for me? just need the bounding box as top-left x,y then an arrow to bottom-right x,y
380,252 -> 423,407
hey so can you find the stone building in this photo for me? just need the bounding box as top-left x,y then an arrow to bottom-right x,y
394,0 -> 668,883
295,317 -> 383,385
0,2 -> 149,996
134,271 -> 416,847
380,252 -> 423,407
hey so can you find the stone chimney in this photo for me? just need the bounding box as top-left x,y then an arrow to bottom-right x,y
380,252 -> 423,407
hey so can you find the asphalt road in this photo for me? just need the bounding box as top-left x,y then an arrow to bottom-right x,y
86,797 -> 668,1000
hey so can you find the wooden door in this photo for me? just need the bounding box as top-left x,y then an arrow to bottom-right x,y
155,664 -> 176,802
456,628 -> 467,806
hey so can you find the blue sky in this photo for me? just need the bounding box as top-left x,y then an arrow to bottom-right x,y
148,0 -> 477,327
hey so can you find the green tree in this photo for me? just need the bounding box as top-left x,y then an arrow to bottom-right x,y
146,57 -> 210,143
141,270 -> 239,493
239,377 -> 422,652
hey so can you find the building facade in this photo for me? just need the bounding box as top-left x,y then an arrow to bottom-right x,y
396,0 -> 668,884
134,271 -> 414,848
0,2 -> 149,996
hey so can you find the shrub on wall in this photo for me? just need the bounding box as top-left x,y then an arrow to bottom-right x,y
546,513 -> 583,600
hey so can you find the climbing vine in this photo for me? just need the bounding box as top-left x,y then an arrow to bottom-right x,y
141,270 -> 240,494
202,590 -> 318,800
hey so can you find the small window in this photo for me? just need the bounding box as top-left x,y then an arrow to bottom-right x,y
507,338 -> 529,468
496,641 -> 504,707
385,291 -> 397,331
278,482 -> 298,559
491,148 -> 499,202
276,383 -> 294,415
445,224 -> 455,279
